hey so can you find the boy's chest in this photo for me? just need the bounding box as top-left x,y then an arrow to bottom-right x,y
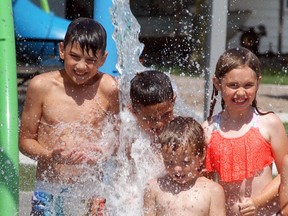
41,90 -> 110,124
156,189 -> 210,215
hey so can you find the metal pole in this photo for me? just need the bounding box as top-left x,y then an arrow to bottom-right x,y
278,0 -> 284,54
0,0 -> 19,215
204,0 -> 228,119
94,0 -> 118,76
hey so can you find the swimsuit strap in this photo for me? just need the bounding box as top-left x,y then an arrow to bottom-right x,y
213,113 -> 221,131
213,109 -> 258,131
251,108 -> 259,128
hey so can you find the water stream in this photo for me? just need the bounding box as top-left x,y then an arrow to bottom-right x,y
19,0 -> 203,215
96,1 -> 202,215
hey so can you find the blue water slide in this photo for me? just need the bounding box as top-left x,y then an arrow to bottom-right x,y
94,0 -> 119,76
13,0 -> 70,64
13,0 -> 118,76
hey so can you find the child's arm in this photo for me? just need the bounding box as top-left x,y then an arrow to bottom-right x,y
268,113 -> 288,173
264,113 -> 288,208
19,75 -> 53,161
143,181 -> 157,216
104,74 -> 120,115
209,182 -> 226,216
239,113 -> 288,214
280,155 -> 288,215
238,176 -> 279,215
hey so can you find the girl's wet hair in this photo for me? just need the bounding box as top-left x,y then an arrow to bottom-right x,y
208,47 -> 273,121
130,70 -> 174,109
158,116 -> 205,158
63,17 -> 107,56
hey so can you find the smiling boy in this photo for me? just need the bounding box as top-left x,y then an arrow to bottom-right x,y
144,116 -> 226,216
19,17 -> 119,215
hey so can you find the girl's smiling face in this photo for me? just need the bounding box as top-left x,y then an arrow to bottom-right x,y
213,65 -> 261,112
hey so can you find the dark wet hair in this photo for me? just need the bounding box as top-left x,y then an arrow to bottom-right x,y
130,70 -> 174,109
63,17 -> 107,56
208,47 -> 272,121
158,116 -> 205,157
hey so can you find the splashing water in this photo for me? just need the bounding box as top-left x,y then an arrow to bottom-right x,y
111,0 -> 147,106
101,1 -> 165,215
94,1 -> 203,215
20,0 -> 203,215
111,0 -> 202,121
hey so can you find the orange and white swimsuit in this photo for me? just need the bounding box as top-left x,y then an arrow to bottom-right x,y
205,111 -> 274,182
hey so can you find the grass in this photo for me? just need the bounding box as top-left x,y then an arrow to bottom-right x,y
19,164 -> 36,191
261,70 -> 288,85
284,123 -> 288,134
157,62 -> 288,85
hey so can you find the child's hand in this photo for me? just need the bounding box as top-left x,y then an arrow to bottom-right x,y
86,197 -> 106,216
52,147 -> 86,164
238,197 -> 257,216
84,146 -> 103,165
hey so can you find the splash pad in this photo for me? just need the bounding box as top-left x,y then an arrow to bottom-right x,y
89,1 -> 203,215
17,0 -> 208,215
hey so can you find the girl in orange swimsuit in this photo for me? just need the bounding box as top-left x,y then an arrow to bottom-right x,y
202,47 -> 288,215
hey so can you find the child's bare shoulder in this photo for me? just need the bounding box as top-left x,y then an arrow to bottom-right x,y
258,111 -> 286,138
146,178 -> 158,187
197,177 -> 224,193
259,111 -> 282,126
144,178 -> 159,194
27,70 -> 61,93
99,73 -> 119,94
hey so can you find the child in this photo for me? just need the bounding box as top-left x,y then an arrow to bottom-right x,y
19,17 -> 119,215
89,70 -> 177,215
129,70 -> 176,137
280,154 -> 288,215
203,47 -> 288,215
143,116 -> 226,216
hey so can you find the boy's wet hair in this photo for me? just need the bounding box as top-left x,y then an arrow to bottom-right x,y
158,116 -> 205,157
208,47 -> 272,120
64,17 -> 107,56
130,70 -> 174,109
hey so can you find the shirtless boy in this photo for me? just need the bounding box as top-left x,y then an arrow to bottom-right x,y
129,70 -> 176,137
19,17 -> 119,215
88,70 -> 177,215
143,116 -> 226,216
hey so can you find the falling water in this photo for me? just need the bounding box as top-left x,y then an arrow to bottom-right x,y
111,0 -> 146,106
102,1 -> 165,215
94,1 -> 203,215
111,0 -> 202,120
19,0 -> 204,215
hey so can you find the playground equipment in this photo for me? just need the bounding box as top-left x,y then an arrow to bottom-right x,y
13,0 -> 118,75
94,0 -> 118,75
13,0 -> 69,64
0,1 -> 19,215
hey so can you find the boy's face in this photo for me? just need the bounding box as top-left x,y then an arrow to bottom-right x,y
162,144 -> 201,185
132,100 -> 174,136
59,42 -> 107,85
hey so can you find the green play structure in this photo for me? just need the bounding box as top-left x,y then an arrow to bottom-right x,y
0,0 -> 19,215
